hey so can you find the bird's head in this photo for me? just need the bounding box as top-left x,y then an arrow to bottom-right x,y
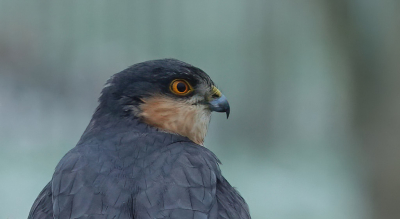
96,59 -> 230,145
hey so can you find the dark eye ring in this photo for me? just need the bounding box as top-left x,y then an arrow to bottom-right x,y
170,79 -> 192,95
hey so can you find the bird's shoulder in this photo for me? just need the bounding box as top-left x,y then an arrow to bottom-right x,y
50,132 -> 231,218
53,131 -> 222,188
132,139 -> 223,219
28,182 -> 53,219
216,176 -> 251,219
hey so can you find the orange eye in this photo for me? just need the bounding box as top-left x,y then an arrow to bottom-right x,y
170,79 -> 192,95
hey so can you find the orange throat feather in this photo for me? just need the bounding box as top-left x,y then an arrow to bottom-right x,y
138,96 -> 211,145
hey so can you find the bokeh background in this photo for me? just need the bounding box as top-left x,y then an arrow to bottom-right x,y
1,1 -> 399,219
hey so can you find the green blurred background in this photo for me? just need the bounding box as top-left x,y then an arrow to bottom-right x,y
1,1 -> 400,219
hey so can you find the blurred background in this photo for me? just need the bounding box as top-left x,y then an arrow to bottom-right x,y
1,1 -> 399,219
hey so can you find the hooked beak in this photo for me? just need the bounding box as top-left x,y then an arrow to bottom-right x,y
209,94 -> 230,119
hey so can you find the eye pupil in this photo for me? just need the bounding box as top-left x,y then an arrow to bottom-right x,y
176,82 -> 187,93
170,80 -> 192,95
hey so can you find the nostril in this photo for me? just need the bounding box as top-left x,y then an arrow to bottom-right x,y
211,93 -> 220,99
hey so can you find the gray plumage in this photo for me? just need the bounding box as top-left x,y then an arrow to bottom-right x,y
28,59 -> 250,219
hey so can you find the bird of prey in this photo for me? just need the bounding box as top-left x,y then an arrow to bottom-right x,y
28,59 -> 251,219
